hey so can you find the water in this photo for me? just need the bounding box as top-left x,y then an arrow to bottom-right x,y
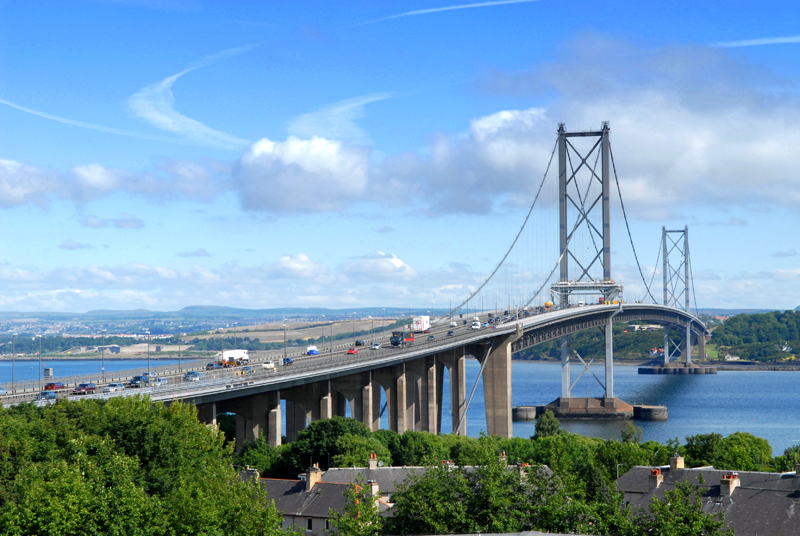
0,358 -> 201,384
437,361 -> 800,455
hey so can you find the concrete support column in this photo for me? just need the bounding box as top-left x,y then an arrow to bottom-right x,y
196,401 -> 217,425
426,356 -> 438,433
482,325 -> 522,438
362,378 -> 374,431
699,332 -> 707,361
605,320 -> 614,399
438,348 -> 467,436
664,327 -> 670,365
561,335 -> 570,398
685,323 -> 692,364
320,381 -> 332,420
371,380 -> 382,431
396,364 -> 407,434
267,391 -> 281,447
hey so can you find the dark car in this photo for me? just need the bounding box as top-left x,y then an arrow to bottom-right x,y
447,330 -> 455,336
44,382 -> 67,391
206,362 -> 223,371
129,375 -> 146,388
241,366 -> 254,374
73,383 -> 96,395
428,334 -> 436,340
283,357 -> 293,366
355,340 -> 365,346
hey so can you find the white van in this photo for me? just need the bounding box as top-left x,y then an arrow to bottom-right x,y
449,321 -> 457,328
261,361 -> 276,370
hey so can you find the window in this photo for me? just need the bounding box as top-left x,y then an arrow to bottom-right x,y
325,519 -> 331,531
306,518 -> 313,532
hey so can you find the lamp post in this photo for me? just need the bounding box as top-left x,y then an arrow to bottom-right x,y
11,333 -> 16,394
330,321 -> 333,355
352,312 -> 356,345
178,327 -> 182,373
36,335 -> 42,393
382,308 -> 385,339
101,329 -> 107,384
233,322 -> 238,353
283,322 -> 287,359
145,329 -> 151,378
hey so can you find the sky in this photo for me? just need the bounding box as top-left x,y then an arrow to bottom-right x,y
1,0 -> 800,313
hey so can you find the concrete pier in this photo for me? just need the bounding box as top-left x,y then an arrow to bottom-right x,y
512,400 -> 668,421
639,363 -> 717,375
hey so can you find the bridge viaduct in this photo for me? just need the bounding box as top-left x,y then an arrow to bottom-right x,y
176,304 -> 706,448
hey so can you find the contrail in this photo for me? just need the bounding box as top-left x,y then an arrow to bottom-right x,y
712,35 -> 800,48
0,97 -> 183,143
360,0 -> 542,25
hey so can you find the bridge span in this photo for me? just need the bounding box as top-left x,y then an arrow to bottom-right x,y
149,303 -> 707,448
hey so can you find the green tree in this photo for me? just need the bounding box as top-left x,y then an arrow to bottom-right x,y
393,431 -> 450,466
283,416 -> 372,473
534,410 -> 562,439
332,434 -> 392,468
329,477 -> 383,536
621,422 -> 643,444
632,480 -> 733,536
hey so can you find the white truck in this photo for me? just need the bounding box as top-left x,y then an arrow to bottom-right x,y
412,316 -> 431,333
220,349 -> 249,364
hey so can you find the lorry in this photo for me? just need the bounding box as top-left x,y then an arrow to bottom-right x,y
220,349 -> 249,365
390,331 -> 414,347
412,316 -> 431,333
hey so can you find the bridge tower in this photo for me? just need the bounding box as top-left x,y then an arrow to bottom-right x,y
661,227 -> 700,363
551,123 -> 623,403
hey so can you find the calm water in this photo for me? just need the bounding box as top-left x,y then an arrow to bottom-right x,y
0,358 -> 201,384
4,359 -> 798,455
436,361 -> 800,455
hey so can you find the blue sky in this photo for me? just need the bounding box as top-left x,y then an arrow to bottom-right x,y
1,0 -> 799,312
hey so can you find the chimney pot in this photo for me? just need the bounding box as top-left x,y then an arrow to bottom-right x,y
720,472 -> 740,496
649,468 -> 663,490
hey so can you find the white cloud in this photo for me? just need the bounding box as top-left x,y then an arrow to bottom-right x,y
287,93 -> 392,145
267,253 -> 328,279
232,135 -> 370,212
360,0 -> 542,25
713,35 -> 800,48
81,215 -> 109,228
769,249 -> 797,258
0,159 -> 59,207
339,252 -> 417,281
127,46 -> 254,150
112,214 -> 145,229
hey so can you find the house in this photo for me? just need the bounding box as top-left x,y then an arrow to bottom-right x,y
259,463 -> 391,535
616,453 -> 800,536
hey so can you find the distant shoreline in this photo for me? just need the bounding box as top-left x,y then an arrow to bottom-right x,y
511,357 -> 800,371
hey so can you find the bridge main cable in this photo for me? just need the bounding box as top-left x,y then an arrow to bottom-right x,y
440,138 -> 558,321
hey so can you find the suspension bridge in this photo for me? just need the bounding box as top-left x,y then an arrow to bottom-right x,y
3,122 -> 710,448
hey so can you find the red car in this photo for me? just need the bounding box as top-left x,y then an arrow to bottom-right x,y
347,348 -> 358,355
44,382 -> 67,391
73,383 -> 96,395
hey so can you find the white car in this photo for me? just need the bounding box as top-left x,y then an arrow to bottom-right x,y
102,383 -> 125,393
262,361 -> 276,370
150,377 -> 168,387
371,342 -> 381,350
449,321 -> 457,328
471,321 -> 481,330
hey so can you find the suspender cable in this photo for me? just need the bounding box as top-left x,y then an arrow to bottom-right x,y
609,145 -> 657,304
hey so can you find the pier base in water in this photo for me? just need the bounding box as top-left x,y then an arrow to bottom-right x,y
639,363 -> 717,375
513,398 -> 668,421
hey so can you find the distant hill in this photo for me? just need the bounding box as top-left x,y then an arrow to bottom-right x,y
697,308 -> 782,316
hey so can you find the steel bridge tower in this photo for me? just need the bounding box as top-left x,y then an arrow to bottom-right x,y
661,226 -> 700,364
550,122 -> 623,402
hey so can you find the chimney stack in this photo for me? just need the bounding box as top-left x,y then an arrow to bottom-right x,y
649,468 -> 663,490
720,472 -> 740,496
669,451 -> 684,470
499,451 -> 508,466
306,462 -> 323,492
369,453 -> 378,470
795,463 -> 800,476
